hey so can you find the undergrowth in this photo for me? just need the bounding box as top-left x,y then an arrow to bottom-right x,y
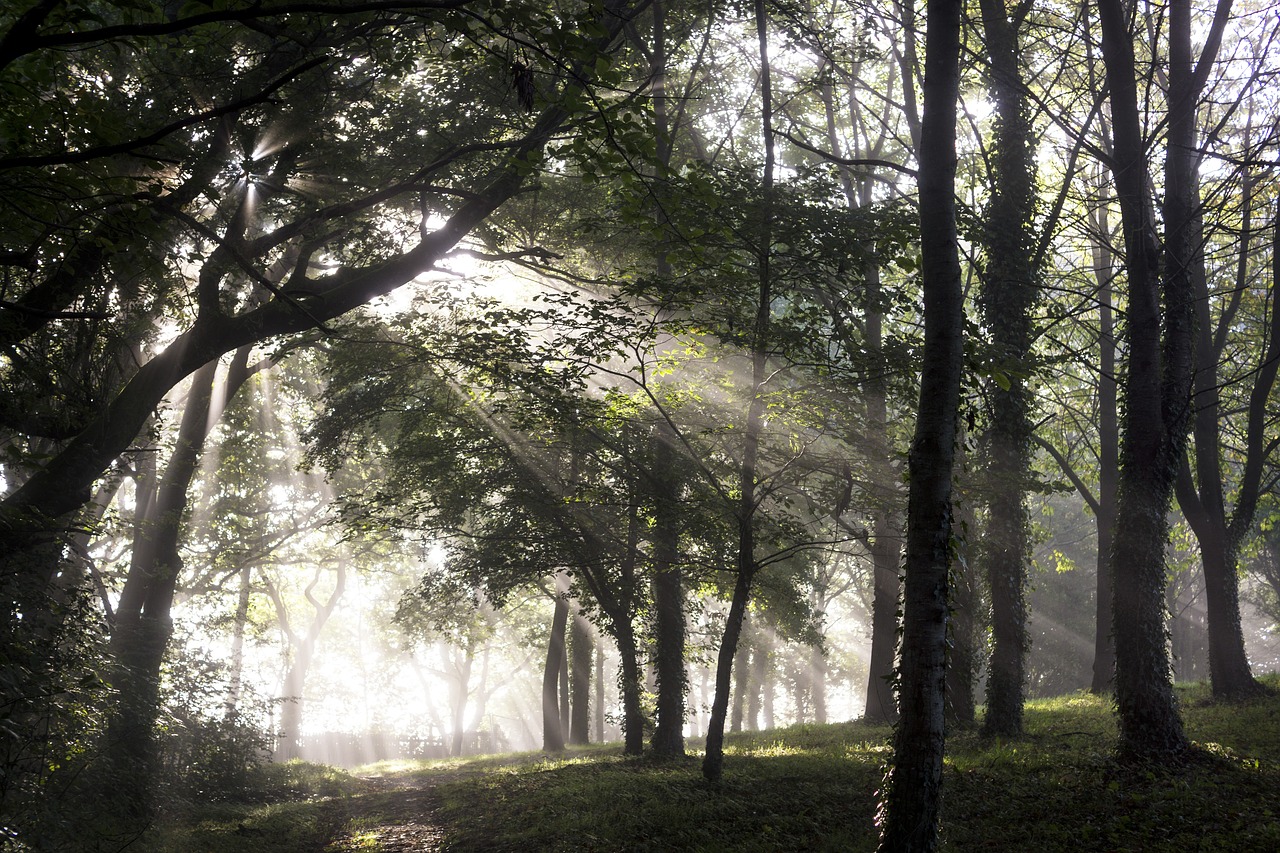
136,675 -> 1280,852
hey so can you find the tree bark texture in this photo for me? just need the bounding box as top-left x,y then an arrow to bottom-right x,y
1096,0 -> 1192,759
541,584 -> 569,753
976,0 -> 1039,739
876,0 -> 963,845
1089,207 -> 1120,695
569,609 -> 593,745
650,425 -> 686,757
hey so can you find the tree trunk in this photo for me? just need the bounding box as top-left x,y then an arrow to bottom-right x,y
945,487 -> 980,728
614,618 -> 645,755
976,0 -> 1038,739
1174,98 -> 1268,700
541,582 -> 569,753
702,0 -> 774,784
864,506 -> 901,723
1089,200 -> 1120,695
730,628 -> 750,734
106,357 -> 221,815
594,630 -> 606,742
650,419 -> 686,757
271,561 -> 347,761
568,608 -> 592,745
811,644 -> 828,724
876,0 -> 964,845
451,645 -> 475,757
225,563 -> 253,716
1096,0 -> 1193,759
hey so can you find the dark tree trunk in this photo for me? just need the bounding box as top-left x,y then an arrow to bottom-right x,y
864,505 -> 901,723
1090,211 -> 1120,695
875,0 -> 964,846
1096,0 -> 1195,759
568,608 -> 592,745
595,631 -> 606,742
945,487 -> 979,728
614,617 -> 645,756
542,584 -> 569,753
650,422 -> 686,757
976,0 -> 1038,739
106,356 -> 222,815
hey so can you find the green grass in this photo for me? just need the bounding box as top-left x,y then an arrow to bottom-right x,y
138,676 -> 1280,852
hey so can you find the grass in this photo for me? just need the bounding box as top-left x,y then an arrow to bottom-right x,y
137,676 -> 1280,852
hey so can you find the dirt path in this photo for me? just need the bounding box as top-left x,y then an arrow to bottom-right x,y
328,771 -> 459,852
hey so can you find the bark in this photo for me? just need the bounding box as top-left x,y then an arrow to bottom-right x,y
945,487 -> 979,729
875,0 -> 964,846
1096,0 -> 1194,759
451,645 -> 475,757
976,0 -> 1038,739
105,351 -> 241,815
614,617 -> 646,755
864,506 -> 901,723
1089,195 -> 1120,695
568,608 -> 592,745
730,631 -> 750,734
595,630 -> 606,742
650,425 -> 686,757
541,580 -> 569,753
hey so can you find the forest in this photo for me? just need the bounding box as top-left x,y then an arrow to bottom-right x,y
2,0 -> 1280,851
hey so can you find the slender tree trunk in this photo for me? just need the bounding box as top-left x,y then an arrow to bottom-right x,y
271,562 -> 347,761
865,505 -> 901,722
702,0 -> 774,784
730,628 -> 749,734
451,646 -> 475,757
542,580 -> 569,753
650,422 -> 686,757
876,0 -> 964,845
945,484 -> 979,728
569,608 -> 592,745
1089,198 -> 1120,694
614,618 -> 645,755
594,629 -> 606,742
811,644 -> 828,725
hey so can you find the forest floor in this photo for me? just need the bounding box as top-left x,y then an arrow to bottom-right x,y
139,676 -> 1280,852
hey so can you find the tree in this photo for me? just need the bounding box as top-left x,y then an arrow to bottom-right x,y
1095,0 -> 1236,758
876,0 -> 964,845
974,0 -> 1041,738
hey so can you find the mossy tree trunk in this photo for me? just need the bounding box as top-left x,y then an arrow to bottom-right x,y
875,0 -> 964,845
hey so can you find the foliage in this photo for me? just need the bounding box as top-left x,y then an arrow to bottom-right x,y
154,637 -> 273,804
0,576 -> 112,853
